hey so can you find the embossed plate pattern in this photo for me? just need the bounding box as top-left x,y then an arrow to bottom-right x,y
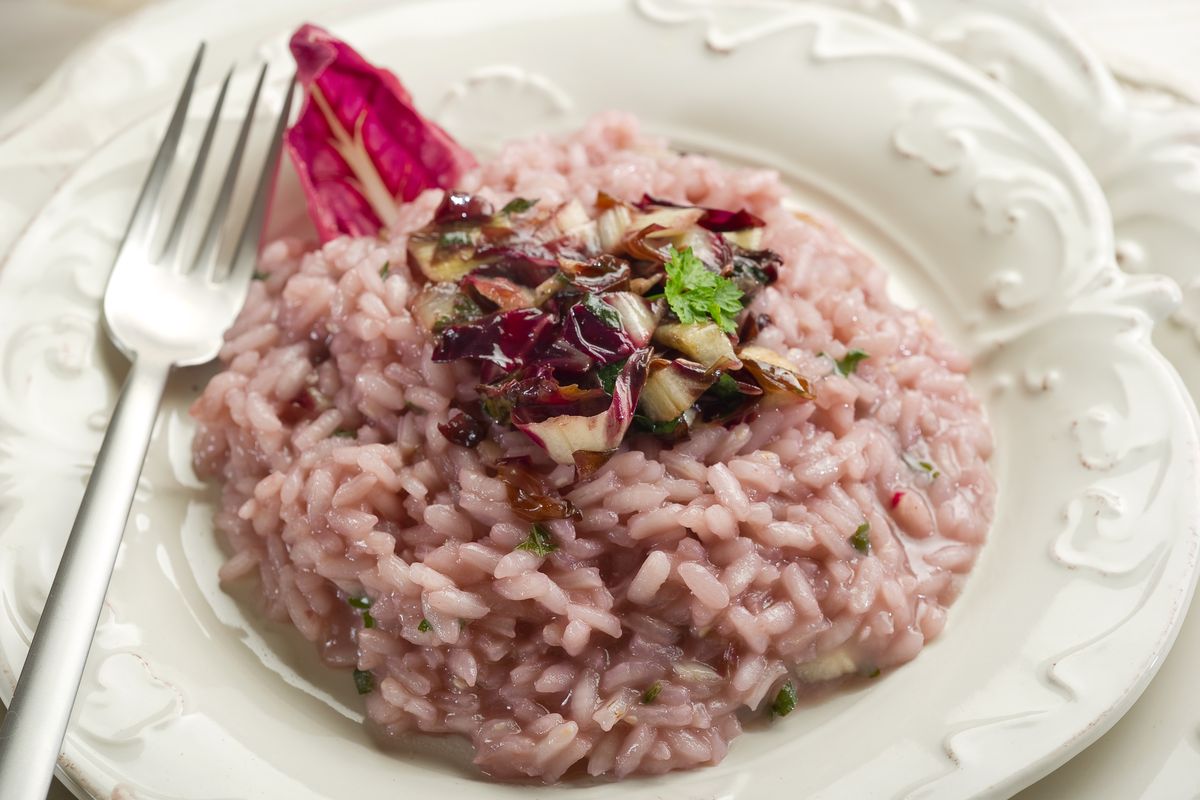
0,1 -> 1198,798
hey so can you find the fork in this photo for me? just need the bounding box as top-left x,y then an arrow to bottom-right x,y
0,45 -> 294,799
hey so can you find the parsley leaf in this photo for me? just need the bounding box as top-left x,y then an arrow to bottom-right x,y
834,349 -> 869,376
712,373 -> 740,398
348,596 -> 375,627
850,522 -> 871,554
902,452 -> 941,479
332,428 -> 356,439
632,413 -> 684,436
379,260 -> 390,278
642,682 -> 663,704
597,359 -> 627,395
501,197 -> 539,215
251,271 -> 268,281
515,523 -> 557,556
353,669 -> 374,695
663,246 -> 743,334
771,681 -> 797,717
417,618 -> 432,633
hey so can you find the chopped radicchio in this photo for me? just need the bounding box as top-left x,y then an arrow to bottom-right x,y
409,189 -> 803,465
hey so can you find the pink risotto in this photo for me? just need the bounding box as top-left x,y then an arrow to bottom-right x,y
190,26 -> 994,784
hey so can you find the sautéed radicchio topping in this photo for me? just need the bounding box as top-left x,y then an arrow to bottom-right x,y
415,190 -> 812,465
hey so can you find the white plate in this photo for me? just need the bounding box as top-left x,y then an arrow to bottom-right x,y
1,1 -> 1198,798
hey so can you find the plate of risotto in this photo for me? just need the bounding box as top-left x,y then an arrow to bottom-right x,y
1,1 -> 1197,799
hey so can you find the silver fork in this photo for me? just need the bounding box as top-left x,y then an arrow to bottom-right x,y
0,45 -> 294,799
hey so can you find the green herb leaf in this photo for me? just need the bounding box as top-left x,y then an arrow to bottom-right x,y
834,349 -> 869,376
515,522 -> 557,556
596,359 -> 627,395
902,452 -> 941,479
417,618 -> 432,633
361,611 -> 376,629
850,522 -> 871,555
348,596 -> 371,609
580,292 -> 621,329
379,260 -> 390,277
353,668 -> 374,695
642,682 -> 663,704
663,245 -> 743,334
252,271 -> 268,281
632,413 -> 684,436
332,428 -> 356,438
439,230 -> 472,248
867,667 -> 881,679
501,197 -> 538,215
771,681 -> 797,717
712,372 -> 740,398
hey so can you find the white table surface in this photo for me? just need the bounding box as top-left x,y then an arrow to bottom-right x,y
1,1 -> 1197,798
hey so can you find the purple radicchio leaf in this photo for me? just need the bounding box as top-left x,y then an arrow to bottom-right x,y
563,294 -> 634,365
286,24 -> 476,241
432,308 -> 555,371
513,348 -> 650,464
634,194 -> 766,232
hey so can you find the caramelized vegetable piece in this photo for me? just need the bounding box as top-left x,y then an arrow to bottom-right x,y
412,282 -> 481,332
514,349 -> 650,464
438,410 -> 486,447
739,345 -> 813,400
496,459 -> 581,521
640,358 -> 716,422
654,322 -> 741,372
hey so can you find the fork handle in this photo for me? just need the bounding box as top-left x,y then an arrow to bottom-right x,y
0,356 -> 170,799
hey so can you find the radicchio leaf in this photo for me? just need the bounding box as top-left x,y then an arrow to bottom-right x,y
513,348 -> 650,464
635,194 -> 766,232
432,308 -> 554,370
564,295 -> 634,365
286,24 -> 476,241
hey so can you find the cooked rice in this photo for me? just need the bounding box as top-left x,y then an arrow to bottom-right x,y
191,112 -> 995,781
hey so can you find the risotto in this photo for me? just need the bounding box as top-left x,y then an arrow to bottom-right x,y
190,26 -> 994,783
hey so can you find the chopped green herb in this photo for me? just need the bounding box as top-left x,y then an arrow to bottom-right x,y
353,668 -> 374,695
663,245 -> 744,334
834,349 -> 870,376
596,359 -> 627,395
361,611 -> 376,628
850,522 -> 871,554
379,260 -> 390,278
438,230 -> 472,248
712,372 -> 740,398
501,197 -> 539,215
480,394 -> 512,426
642,682 -> 663,704
729,255 -> 769,285
251,271 -> 268,281
417,618 -> 432,633
867,667 -> 881,679
348,596 -> 371,609
581,292 -> 621,329
771,681 -> 797,717
632,413 -> 684,436
515,522 -> 557,556
332,428 -> 356,438
902,452 -> 941,479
